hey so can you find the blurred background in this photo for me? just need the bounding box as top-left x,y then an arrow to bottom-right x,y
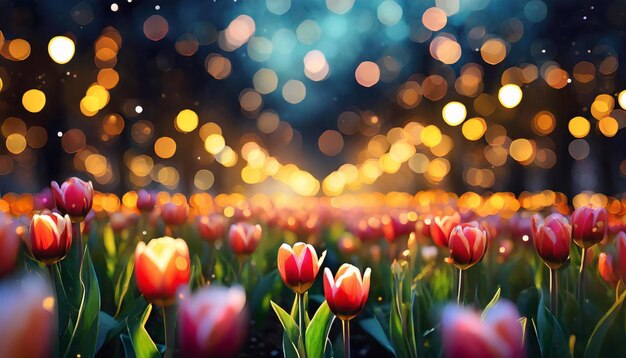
0,0 -> 625,197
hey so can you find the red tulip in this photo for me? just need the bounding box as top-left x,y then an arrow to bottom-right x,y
350,216 -> 384,242
442,300 -> 524,358
598,253 -> 618,287
430,212 -> 461,248
134,236 -> 191,306
178,285 -> 247,358
571,206 -> 607,248
531,214 -> 572,269
109,212 -> 129,233
448,222 -> 488,270
277,242 -> 326,294
136,189 -> 157,212
0,214 -> 20,277
228,223 -> 262,256
51,177 -> 93,222
161,201 -> 189,227
615,232 -> 626,282
382,211 -> 417,242
196,214 -> 226,243
0,276 -> 55,358
27,211 -> 72,265
323,264 -> 371,320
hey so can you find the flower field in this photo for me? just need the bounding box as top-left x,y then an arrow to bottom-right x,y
1,177 -> 625,357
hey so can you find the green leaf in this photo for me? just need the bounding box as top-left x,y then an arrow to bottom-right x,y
359,317 -> 395,355
584,290 -> 626,358
120,334 -> 136,358
64,249 -> 101,358
114,255 -> 135,316
128,304 -> 160,358
96,311 -> 123,353
305,301 -> 336,358
534,289 -> 570,358
271,300 -> 301,357
481,286 -> 501,320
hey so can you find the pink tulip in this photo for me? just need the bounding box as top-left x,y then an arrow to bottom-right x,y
531,214 -> 572,269
51,177 -> 93,222
161,201 -> 189,227
448,222 -> 488,270
178,285 -> 247,358
571,206 -> 607,248
0,276 -> 55,358
136,189 -> 157,212
196,214 -> 226,243
442,300 -> 524,358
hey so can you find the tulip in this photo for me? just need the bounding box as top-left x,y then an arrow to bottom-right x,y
615,231 -> 626,283
0,214 -> 20,277
0,276 -> 55,358
531,213 -> 571,313
109,212 -> 129,233
323,264 -> 371,358
161,201 -> 189,229
571,206 -> 607,305
178,285 -> 247,358
430,212 -> 460,248
278,242 -> 326,294
442,300 -> 524,358
51,177 -> 93,221
27,211 -> 72,265
448,222 -> 488,305
228,222 -> 262,256
531,214 -> 572,270
598,253 -> 618,287
136,189 -> 157,212
134,236 -> 191,306
196,214 -> 226,243
571,206 -> 608,248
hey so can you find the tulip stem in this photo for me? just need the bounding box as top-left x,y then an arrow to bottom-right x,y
73,222 -> 83,269
578,248 -> 587,308
162,305 -> 176,358
549,268 -> 558,315
457,268 -> 465,305
342,319 -> 351,358
297,293 -> 307,353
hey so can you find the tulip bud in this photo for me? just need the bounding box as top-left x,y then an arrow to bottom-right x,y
430,212 -> 461,248
598,252 -> 618,287
571,206 -> 607,248
277,242 -> 326,294
0,214 -> 20,277
228,222 -> 262,256
615,232 -> 626,282
51,177 -> 93,222
442,300 -> 524,358
323,264 -> 371,321
161,201 -> 189,227
136,189 -> 157,213
196,214 -> 226,243
134,237 -> 191,306
178,285 -> 247,358
27,211 -> 73,265
531,214 -> 572,270
0,276 -> 55,358
448,222 -> 488,270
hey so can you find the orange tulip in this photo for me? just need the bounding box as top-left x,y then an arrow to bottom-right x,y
228,222 -> 262,256
0,213 -> 20,277
178,285 -> 247,358
277,242 -> 326,294
323,264 -> 371,320
27,211 -> 72,265
0,276 -> 55,358
134,237 -> 191,306
598,252 -> 618,287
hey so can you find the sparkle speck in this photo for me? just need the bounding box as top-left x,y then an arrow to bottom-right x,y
541,49 -> 546,53
142,230 -> 147,235
567,78 -> 572,83
57,131 -> 63,137
135,105 -> 143,113
155,5 -> 160,10
583,16 -> 587,20
111,3 -> 118,11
